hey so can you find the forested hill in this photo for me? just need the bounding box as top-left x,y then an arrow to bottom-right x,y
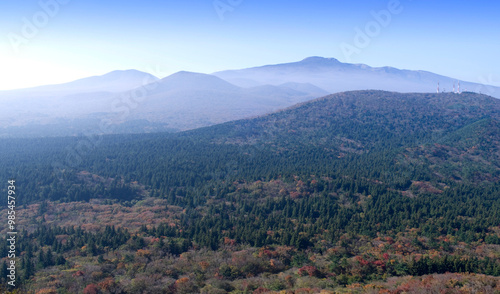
190,90 -> 499,150
0,90 -> 499,292
185,90 -> 500,183
1,90 -> 499,206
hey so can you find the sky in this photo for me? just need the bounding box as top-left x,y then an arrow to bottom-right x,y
0,0 -> 499,90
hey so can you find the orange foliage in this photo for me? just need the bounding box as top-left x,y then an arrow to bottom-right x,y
36,289 -> 57,294
72,270 -> 85,277
98,277 -> 116,291
175,277 -> 190,284
136,249 -> 152,258
223,237 -> 236,246
346,283 -> 363,289
199,261 -> 210,271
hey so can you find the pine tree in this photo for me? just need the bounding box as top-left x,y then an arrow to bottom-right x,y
23,256 -> 34,281
0,260 -> 8,283
46,248 -> 54,266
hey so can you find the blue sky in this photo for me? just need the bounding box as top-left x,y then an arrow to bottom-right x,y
0,0 -> 499,90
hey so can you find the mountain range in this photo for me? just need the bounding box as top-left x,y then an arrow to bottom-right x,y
0,89 -> 499,292
1,57 -> 499,138
214,57 -> 500,97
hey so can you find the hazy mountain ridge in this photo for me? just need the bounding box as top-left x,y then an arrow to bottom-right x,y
213,57 -> 500,98
2,57 -> 499,138
123,71 -> 325,130
0,70 -> 326,137
0,69 -> 159,96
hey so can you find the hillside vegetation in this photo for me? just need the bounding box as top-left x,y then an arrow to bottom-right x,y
0,91 -> 499,293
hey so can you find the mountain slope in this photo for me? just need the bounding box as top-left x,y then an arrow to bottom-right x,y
118,71 -> 329,130
214,57 -> 500,98
4,90 -> 499,204
195,91 -> 499,147
0,69 -> 159,95
182,90 -> 500,185
1,90 -> 499,292
150,71 -> 241,93
3,57 -> 500,139
2,90 -> 499,209
0,71 -> 327,137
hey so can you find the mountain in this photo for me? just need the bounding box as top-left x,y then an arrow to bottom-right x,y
1,90 -> 499,292
150,71 -> 241,93
6,90 -> 499,203
213,56 -> 500,98
3,90 -> 498,205
3,57 -> 500,138
187,90 -> 500,183
278,82 -> 329,96
123,71 -> 327,130
0,71 -> 326,137
0,70 -> 162,137
0,69 -> 159,96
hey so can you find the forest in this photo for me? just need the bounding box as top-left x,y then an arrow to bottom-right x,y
0,90 -> 499,293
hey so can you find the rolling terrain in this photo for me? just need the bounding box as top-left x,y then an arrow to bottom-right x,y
2,57 -> 499,139
0,90 -> 499,293
0,70 -> 326,138
214,57 -> 500,98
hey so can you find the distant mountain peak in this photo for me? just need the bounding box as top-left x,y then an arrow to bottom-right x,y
213,57 -> 500,98
156,71 -> 241,92
169,71 -> 212,77
300,56 -> 341,64
163,70 -> 232,81
104,69 -> 154,77
4,69 -> 160,94
87,69 -> 159,82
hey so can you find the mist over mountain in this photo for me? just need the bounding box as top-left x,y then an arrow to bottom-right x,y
0,70 -> 323,137
1,69 -> 159,96
123,71 -> 326,130
214,57 -> 500,98
150,71 -> 241,93
2,57 -> 499,138
0,70 -> 161,136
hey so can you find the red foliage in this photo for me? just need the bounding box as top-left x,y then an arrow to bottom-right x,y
290,191 -> 301,199
253,287 -> 271,294
355,256 -> 370,266
223,237 -> 236,246
83,284 -> 99,294
98,278 -> 116,292
72,270 -> 85,277
298,265 -> 320,277
373,260 -> 386,267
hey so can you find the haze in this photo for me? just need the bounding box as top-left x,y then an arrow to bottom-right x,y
0,0 -> 499,90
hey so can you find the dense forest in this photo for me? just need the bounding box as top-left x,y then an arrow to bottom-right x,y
0,91 -> 499,293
